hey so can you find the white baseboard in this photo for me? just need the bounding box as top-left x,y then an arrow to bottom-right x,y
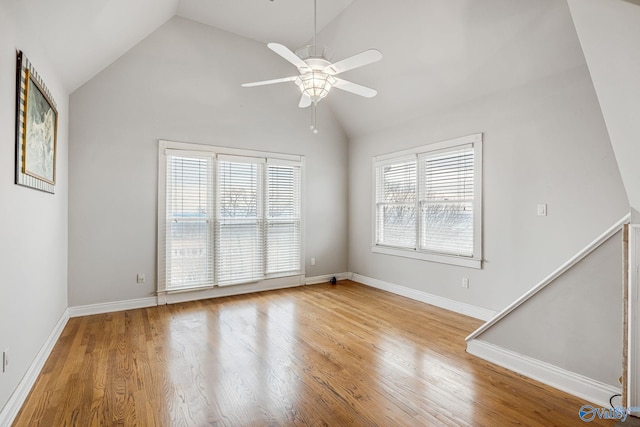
0,278 -> 619,426
160,275 -> 306,305
69,273 -> 350,311
351,273 -> 495,321
305,272 -> 350,285
69,297 -> 158,317
0,308 -> 70,427
467,339 -> 620,408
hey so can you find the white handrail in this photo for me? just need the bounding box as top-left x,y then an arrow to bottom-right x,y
466,213 -> 631,342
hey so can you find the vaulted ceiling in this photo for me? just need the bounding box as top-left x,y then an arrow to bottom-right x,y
0,0 -> 566,138
7,0 -> 353,93
566,0 -> 640,213
177,0 -> 354,48
316,0 -> 586,137
7,0 -> 640,209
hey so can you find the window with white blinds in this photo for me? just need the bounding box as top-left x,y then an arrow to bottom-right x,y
375,159 -> 417,248
217,157 -> 264,286
419,146 -> 474,256
159,143 -> 304,292
373,134 -> 482,269
266,163 -> 301,275
164,155 -> 214,290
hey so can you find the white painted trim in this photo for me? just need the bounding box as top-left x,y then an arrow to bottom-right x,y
299,157 -> 307,281
68,273 -> 347,312
160,276 -> 304,305
159,139 -> 303,162
351,273 -> 495,321
372,134 -> 484,270
374,133 -> 482,162
467,340 -> 620,408
157,140 -> 306,293
157,142 -> 168,294
628,224 -> 640,416
466,213 -> 631,341
69,297 -> 158,317
371,246 -> 482,269
305,272 -> 350,285
0,308 -> 70,427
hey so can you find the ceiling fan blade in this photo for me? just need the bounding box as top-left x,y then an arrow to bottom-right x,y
299,94 -> 312,108
333,78 -> 378,98
241,76 -> 299,87
324,49 -> 383,75
268,43 -> 309,71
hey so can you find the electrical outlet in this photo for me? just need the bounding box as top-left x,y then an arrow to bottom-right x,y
137,273 -> 145,284
462,277 -> 470,289
2,350 -> 8,373
311,258 -> 316,266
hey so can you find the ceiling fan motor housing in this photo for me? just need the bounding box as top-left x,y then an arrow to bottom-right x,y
295,45 -> 334,62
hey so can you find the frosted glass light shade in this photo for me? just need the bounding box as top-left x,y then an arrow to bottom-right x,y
296,71 -> 336,104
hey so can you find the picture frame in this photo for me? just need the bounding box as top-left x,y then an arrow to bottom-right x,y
15,51 -> 58,193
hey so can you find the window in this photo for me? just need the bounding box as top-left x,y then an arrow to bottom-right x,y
373,134 -> 482,268
216,156 -> 264,285
165,154 -> 214,290
158,142 -> 304,292
266,162 -> 302,275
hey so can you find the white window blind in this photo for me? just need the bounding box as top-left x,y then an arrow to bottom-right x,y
165,154 -> 214,291
373,134 -> 482,268
375,159 -> 417,248
266,163 -> 302,275
159,142 -> 304,292
419,145 -> 474,256
216,157 -> 265,286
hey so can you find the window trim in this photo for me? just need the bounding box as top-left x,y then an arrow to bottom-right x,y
157,139 -> 306,294
371,133 -> 483,269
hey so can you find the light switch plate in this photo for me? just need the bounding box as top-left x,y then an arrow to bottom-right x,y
537,204 -> 547,216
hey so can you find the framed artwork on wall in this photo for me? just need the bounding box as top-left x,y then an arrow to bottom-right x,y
15,50 -> 58,193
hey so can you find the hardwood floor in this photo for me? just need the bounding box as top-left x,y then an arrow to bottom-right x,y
14,281 -> 615,426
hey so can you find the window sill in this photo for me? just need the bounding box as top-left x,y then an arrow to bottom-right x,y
158,274 -> 305,304
371,245 -> 482,269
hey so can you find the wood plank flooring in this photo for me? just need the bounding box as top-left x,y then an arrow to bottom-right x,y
13,281 -> 615,426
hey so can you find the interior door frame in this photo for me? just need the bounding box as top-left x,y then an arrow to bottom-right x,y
628,224 -> 640,416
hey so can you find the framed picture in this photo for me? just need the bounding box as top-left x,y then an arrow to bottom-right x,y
15,51 -> 58,193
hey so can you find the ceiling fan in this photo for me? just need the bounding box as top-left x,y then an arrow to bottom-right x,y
241,0 -> 382,132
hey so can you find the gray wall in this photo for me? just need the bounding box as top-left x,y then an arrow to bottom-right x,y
567,0 -> 640,214
0,2 -> 69,413
2,0 -> 632,415
479,231 -> 623,386
68,17 -> 349,307
348,65 -> 628,312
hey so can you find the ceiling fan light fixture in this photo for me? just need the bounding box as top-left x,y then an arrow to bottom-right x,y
295,71 -> 336,104
241,0 -> 381,133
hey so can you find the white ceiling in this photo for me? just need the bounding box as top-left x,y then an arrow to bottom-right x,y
318,0 -> 588,137
7,0 -> 178,92
8,0 -> 353,93
177,0 -> 354,47
7,0 -> 618,140
567,0 -> 640,212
